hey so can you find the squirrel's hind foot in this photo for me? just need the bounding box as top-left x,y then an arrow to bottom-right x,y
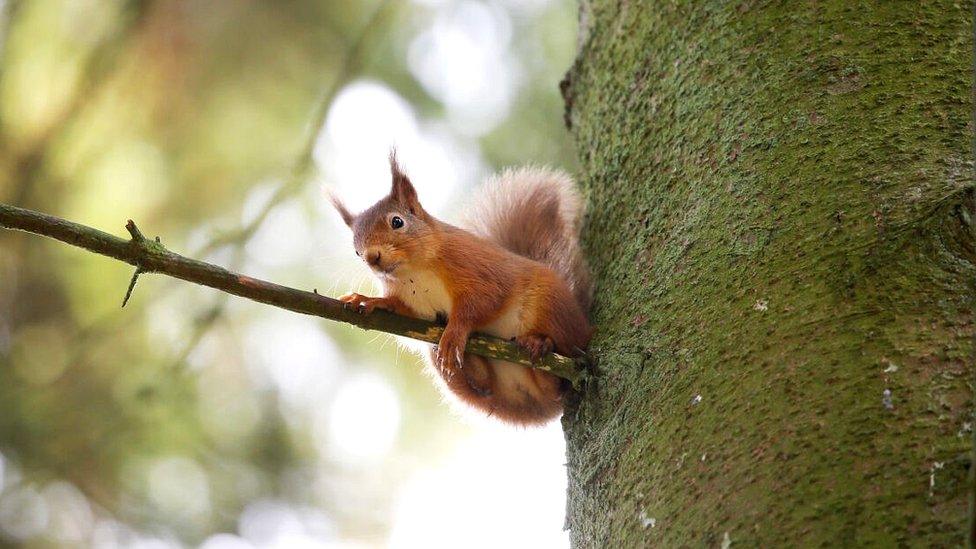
515,334 -> 555,363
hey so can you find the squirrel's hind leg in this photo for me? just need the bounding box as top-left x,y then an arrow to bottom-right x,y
515,333 -> 555,363
427,347 -> 564,425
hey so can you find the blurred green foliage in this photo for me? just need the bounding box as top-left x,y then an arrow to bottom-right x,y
0,0 -> 577,546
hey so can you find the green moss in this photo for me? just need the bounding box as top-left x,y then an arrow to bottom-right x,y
563,1 -> 975,546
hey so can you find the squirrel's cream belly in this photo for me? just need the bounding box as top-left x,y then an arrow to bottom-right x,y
389,268 -> 524,339
388,268 -> 453,321
481,298 -> 524,339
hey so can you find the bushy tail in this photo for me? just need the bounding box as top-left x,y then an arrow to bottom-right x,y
462,167 -> 592,311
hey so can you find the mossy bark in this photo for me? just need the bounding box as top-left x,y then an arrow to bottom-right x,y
562,1 -> 975,546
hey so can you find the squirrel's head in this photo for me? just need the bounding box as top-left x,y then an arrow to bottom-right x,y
330,153 -> 436,276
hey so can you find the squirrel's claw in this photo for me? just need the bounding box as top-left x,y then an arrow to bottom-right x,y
431,345 -> 447,376
434,332 -> 467,372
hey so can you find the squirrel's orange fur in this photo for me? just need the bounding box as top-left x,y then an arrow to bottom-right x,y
331,154 -> 592,425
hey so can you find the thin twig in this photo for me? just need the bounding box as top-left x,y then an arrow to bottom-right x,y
0,203 -> 588,386
121,266 -> 144,307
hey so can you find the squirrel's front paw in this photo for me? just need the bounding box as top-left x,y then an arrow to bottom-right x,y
338,293 -> 391,314
434,332 -> 467,371
516,333 -> 555,363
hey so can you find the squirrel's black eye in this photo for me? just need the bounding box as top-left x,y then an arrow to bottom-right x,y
390,216 -> 404,230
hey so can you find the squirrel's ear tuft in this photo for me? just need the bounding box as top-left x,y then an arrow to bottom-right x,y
327,189 -> 355,227
389,150 -> 422,214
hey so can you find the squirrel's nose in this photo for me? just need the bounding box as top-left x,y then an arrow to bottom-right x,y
366,249 -> 382,266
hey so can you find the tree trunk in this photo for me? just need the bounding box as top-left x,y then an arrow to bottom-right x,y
561,2 -> 975,546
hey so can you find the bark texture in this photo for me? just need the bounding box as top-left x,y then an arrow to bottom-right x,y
562,1 -> 975,546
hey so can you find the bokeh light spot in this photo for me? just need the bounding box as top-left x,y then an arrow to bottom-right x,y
321,373 -> 401,464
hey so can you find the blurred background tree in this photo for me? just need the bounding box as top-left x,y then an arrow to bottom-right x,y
0,0 -> 578,546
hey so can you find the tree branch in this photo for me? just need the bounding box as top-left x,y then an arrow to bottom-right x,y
0,203 -> 588,386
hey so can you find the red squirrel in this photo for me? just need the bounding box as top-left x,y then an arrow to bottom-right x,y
330,154 -> 592,425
